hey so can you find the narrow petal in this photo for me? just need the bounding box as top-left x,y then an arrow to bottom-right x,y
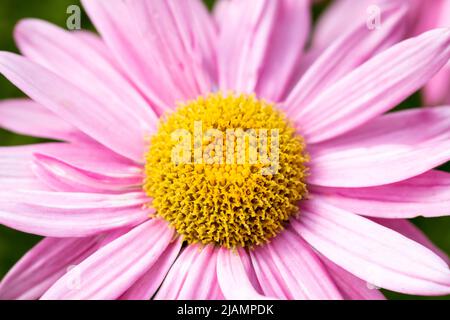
41,219 -> 173,300
217,0 -> 310,102
0,190 -> 150,237
82,0 -> 216,114
285,3 -> 406,113
0,144 -> 54,190
155,244 -> 224,300
0,229 -> 126,300
292,200 -> 450,295
0,52 -> 146,162
312,170 -> 450,218
308,107 -> 450,187
119,238 -> 182,300
34,142 -> 142,177
250,229 -> 342,299
0,99 -> 88,142
0,141 -> 142,192
72,31 -> 112,63
217,248 -> 271,300
291,28 -> 450,143
373,218 -> 449,265
312,0 -> 420,50
253,0 -> 310,101
320,256 -> 385,300
32,154 -> 142,194
14,19 -> 158,131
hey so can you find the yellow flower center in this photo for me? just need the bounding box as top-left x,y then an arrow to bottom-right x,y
144,93 -> 308,248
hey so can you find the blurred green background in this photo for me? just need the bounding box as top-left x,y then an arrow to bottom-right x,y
0,0 -> 448,300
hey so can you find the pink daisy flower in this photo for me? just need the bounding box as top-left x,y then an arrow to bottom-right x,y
0,0 -> 450,300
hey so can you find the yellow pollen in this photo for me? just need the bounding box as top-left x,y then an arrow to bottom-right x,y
144,93 -> 309,248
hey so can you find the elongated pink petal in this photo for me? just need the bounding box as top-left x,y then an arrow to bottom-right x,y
0,141 -> 141,191
82,0 -> 216,114
120,238 -> 182,300
34,142 -> 142,177
320,256 -> 385,300
0,52 -> 146,162
32,154 -> 142,194
217,0 -> 276,95
14,19 -> 158,131
312,170 -> 450,218
312,0 -> 420,51
41,219 -> 173,300
291,28 -> 450,143
0,99 -> 88,142
285,3 -> 406,113
250,229 -> 342,299
0,144 -> 54,190
0,190 -> 150,237
293,199 -> 450,295
72,31 -> 113,64
217,0 -> 309,102
0,229 -> 126,300
155,244 -> 224,300
373,218 -> 449,265
308,107 -> 450,187
217,248 -> 271,300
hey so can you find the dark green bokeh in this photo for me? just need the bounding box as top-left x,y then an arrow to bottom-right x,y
0,0 -> 448,300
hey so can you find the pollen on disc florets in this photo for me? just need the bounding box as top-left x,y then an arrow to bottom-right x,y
144,93 -> 309,249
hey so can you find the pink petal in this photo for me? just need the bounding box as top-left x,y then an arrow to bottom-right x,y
410,0 -> 447,36
81,0 -> 216,115
0,190 -> 150,237
250,229 -> 342,299
312,170 -> 450,218
34,142 -> 142,177
373,218 -> 449,265
417,0 -> 450,105
312,0 -> 420,51
0,229 -> 126,300
0,98 -> 88,142
291,28 -> 450,143
72,31 -> 113,63
0,52 -> 146,162
119,238 -> 182,300
41,219 -> 174,300
32,154 -> 142,194
285,3 -> 406,113
217,0 -> 310,102
320,256 -> 385,300
155,244 -> 224,300
308,107 -> 450,187
293,199 -> 450,296
217,0 -> 276,95
312,0 -> 373,50
0,144 -> 54,190
423,64 -> 450,106
217,248 -> 271,300
14,19 -> 158,131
